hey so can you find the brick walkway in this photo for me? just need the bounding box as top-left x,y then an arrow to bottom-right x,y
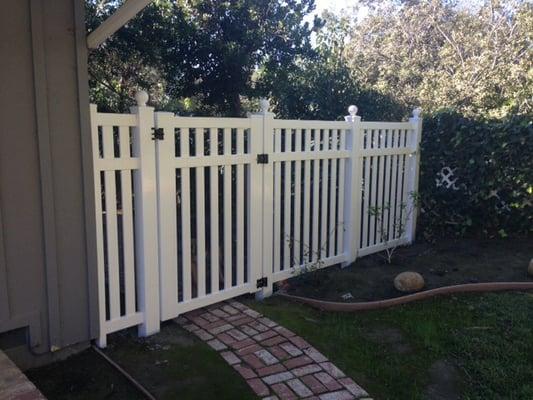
0,350 -> 45,400
176,300 -> 370,400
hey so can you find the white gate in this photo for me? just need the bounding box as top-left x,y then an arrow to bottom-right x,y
90,93 -> 422,346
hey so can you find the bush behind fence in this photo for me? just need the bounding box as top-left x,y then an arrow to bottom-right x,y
418,111 -> 532,239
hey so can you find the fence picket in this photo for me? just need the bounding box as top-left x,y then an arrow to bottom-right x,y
223,128 -> 232,289
236,128 -> 245,285
311,130 -> 320,262
181,129 -> 192,302
293,129 -> 302,265
209,129 -> 220,293
320,129 -> 329,259
283,130 -> 291,270
119,126 -> 136,316
273,130 -> 282,273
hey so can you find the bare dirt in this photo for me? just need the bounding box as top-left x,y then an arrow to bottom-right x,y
283,237 -> 533,302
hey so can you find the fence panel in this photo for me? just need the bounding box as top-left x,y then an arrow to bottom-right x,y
91,93 -> 422,345
358,121 -> 420,257
155,114 -> 263,319
268,120 -> 351,283
90,106 -> 144,347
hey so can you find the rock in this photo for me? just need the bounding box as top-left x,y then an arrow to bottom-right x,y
528,259 -> 533,277
394,271 -> 425,293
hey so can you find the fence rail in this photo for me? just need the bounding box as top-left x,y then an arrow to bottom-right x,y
90,94 -> 422,346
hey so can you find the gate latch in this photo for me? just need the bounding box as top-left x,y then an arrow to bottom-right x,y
256,277 -> 268,288
152,127 -> 164,140
257,154 -> 269,164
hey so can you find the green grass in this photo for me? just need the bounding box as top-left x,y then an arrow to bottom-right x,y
28,322 -> 256,400
103,322 -> 257,400
245,291 -> 533,400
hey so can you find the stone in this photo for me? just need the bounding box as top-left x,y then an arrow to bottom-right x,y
394,271 -> 425,293
528,258 -> 533,277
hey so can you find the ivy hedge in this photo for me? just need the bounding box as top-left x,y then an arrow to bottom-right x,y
418,112 -> 532,239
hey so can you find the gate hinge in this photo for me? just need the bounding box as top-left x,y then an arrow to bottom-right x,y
257,154 -> 269,164
152,127 -> 164,140
256,277 -> 268,288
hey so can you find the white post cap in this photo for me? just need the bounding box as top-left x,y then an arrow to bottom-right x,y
135,90 -> 149,106
259,98 -> 270,114
412,107 -> 422,119
345,105 -> 358,122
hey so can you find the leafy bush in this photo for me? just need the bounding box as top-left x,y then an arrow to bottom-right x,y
418,112 -> 532,239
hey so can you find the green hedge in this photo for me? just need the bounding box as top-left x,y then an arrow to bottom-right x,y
418,112 -> 532,239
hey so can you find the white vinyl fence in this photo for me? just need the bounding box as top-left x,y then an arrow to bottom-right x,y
90,93 -> 422,346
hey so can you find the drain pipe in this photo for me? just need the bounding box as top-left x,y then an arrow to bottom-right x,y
92,345 -> 157,400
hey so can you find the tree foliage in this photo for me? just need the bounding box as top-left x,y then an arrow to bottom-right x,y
344,0 -> 533,118
86,0 -> 318,115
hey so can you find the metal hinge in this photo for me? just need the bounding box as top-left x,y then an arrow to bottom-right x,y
257,154 -> 269,164
256,277 -> 268,288
152,127 -> 164,140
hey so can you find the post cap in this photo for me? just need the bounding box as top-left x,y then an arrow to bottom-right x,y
412,107 -> 422,119
135,90 -> 149,106
348,105 -> 358,116
259,98 -> 270,114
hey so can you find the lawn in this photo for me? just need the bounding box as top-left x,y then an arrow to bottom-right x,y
27,322 -> 256,400
28,291 -> 533,399
245,291 -> 533,400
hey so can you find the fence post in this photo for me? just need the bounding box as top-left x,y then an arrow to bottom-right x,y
406,107 -> 423,243
255,99 -> 275,300
131,91 -> 160,336
343,105 -> 363,266
90,104 -> 108,348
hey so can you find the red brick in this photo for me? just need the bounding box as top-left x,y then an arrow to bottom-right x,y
220,351 -> 241,365
287,378 -> 313,398
258,317 -> 277,327
236,343 -> 263,356
190,316 -> 210,328
240,325 -> 259,336
319,362 -> 345,378
204,319 -> 228,330
210,308 -> 230,319
262,335 -> 286,347
243,308 -> 262,318
253,330 -> 277,342
291,363 -> 322,377
338,377 -> 368,397
257,363 -> 287,377
248,320 -> 270,332
301,374 -> 328,394
221,304 -> 240,315
289,336 -> 311,349
280,342 -> 303,357
270,345 -> 290,361
304,347 -> 328,363
283,355 -> 313,369
274,326 -> 295,338
227,328 -> 248,341
228,301 -> 248,311
314,372 -> 342,391
271,382 -> 297,400
229,316 -> 254,326
217,333 -> 236,345
233,364 -> 257,379
200,312 -> 220,322
231,338 -> 256,350
247,378 -> 270,397
241,353 -> 265,369
208,323 -> 233,335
